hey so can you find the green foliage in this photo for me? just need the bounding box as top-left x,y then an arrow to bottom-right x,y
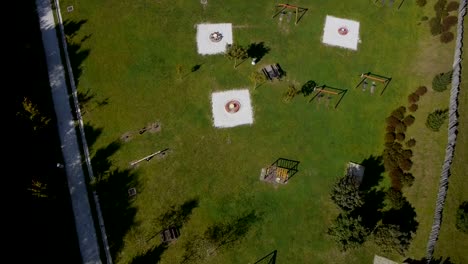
440,31 -> 455,43
429,17 -> 443,36
398,158 -> 413,171
406,138 -> 417,147
426,109 -> 449,131
408,104 -> 418,112
416,0 -> 427,7
432,70 -> 453,91
395,122 -> 407,133
29,180 -> 48,198
386,188 -> 406,209
373,224 -> 411,256
386,125 -> 396,132
330,175 -> 363,211
434,0 -> 448,18
225,44 -> 248,68
300,80 -> 317,96
386,116 -> 400,127
327,214 -> 369,251
401,173 -> 415,187
455,201 -> 468,233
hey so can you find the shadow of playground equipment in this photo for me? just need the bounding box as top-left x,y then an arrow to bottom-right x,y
254,250 -> 277,264
308,85 -> 348,109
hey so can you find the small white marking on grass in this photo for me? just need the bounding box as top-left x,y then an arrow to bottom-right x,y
196,23 -> 233,55
322,15 -> 360,50
211,89 -> 253,128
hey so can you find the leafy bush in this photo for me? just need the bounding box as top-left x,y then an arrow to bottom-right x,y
434,0 -> 448,18
386,125 -> 396,132
421,16 -> 429,21
409,104 -> 418,112
429,17 -> 442,35
402,149 -> 413,159
396,133 -> 405,142
415,86 -> 428,96
401,173 -> 415,187
330,175 -> 363,211
440,31 -> 455,43
301,80 -> 317,97
399,158 -> 413,171
328,214 -> 369,251
432,70 -> 453,91
391,106 -> 406,120
455,201 -> 468,233
373,224 -> 411,256
426,109 -> 449,131
406,138 -> 417,147
386,116 -> 401,127
442,16 -> 458,32
403,115 -> 415,126
385,132 -> 396,143
416,0 -> 427,7
395,122 -> 407,133
446,1 -> 460,11
408,93 -> 420,104
386,188 -> 406,209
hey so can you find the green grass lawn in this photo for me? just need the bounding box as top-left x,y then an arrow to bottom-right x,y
59,0 -> 466,263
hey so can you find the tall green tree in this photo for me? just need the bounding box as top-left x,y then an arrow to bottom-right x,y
373,224 -> 411,256
249,71 -> 266,89
225,44 -> 248,68
330,175 -> 363,211
328,213 -> 369,251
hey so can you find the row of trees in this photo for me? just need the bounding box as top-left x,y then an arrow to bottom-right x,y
419,0 -> 460,43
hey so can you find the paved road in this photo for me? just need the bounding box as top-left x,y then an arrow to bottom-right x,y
36,0 -> 101,263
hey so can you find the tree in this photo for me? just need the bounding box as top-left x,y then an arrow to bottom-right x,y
328,214 -> 369,251
300,80 -> 317,96
16,97 -> 51,131
330,175 -> 363,211
386,188 -> 406,209
249,71 -> 266,89
282,84 -> 298,102
455,201 -> 468,233
373,224 -> 411,256
432,70 -> 453,92
225,44 -> 248,68
426,109 -> 449,131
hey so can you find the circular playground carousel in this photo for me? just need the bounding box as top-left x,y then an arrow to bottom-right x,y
224,100 -> 241,113
337,26 -> 349,35
209,31 -> 223,42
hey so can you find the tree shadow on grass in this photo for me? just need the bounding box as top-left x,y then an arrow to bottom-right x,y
129,243 -> 168,264
383,198 -> 419,234
247,42 -> 270,63
83,123 -> 103,150
254,250 -> 277,264
359,155 -> 385,192
63,19 -> 91,87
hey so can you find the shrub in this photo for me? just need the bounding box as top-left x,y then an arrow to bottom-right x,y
402,173 -> 415,187
403,115 -> 415,126
395,122 -> 407,133
409,104 -> 418,112
406,138 -> 417,147
386,125 -> 396,132
446,1 -> 460,11
432,70 -> 453,91
408,93 -> 420,104
386,116 -> 401,127
373,224 -> 411,256
391,106 -> 406,120
399,158 -> 413,171
328,214 -> 370,251
389,167 -> 404,182
402,149 -> 413,159
455,201 -> 468,233
434,0 -> 448,18
429,17 -> 442,35
421,16 -> 429,21
442,16 -> 458,32
415,86 -> 428,96
385,132 -> 396,143
426,109 -> 449,131
440,31 -> 455,43
386,188 -> 405,208
396,133 -> 406,141
416,0 -> 427,7
330,175 -> 363,211
301,80 -> 317,96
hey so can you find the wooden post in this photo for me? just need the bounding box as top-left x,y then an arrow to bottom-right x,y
130,148 -> 169,166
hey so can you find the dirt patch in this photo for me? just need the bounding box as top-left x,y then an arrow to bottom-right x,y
121,132 -> 134,142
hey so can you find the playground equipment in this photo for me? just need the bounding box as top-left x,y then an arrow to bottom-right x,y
309,85 -> 347,109
130,148 -> 169,166
356,72 -> 392,95
272,3 -> 308,25
161,227 -> 180,243
260,158 -> 299,184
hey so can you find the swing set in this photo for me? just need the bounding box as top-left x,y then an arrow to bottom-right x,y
309,85 -> 347,109
355,72 -> 392,95
272,3 -> 308,25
